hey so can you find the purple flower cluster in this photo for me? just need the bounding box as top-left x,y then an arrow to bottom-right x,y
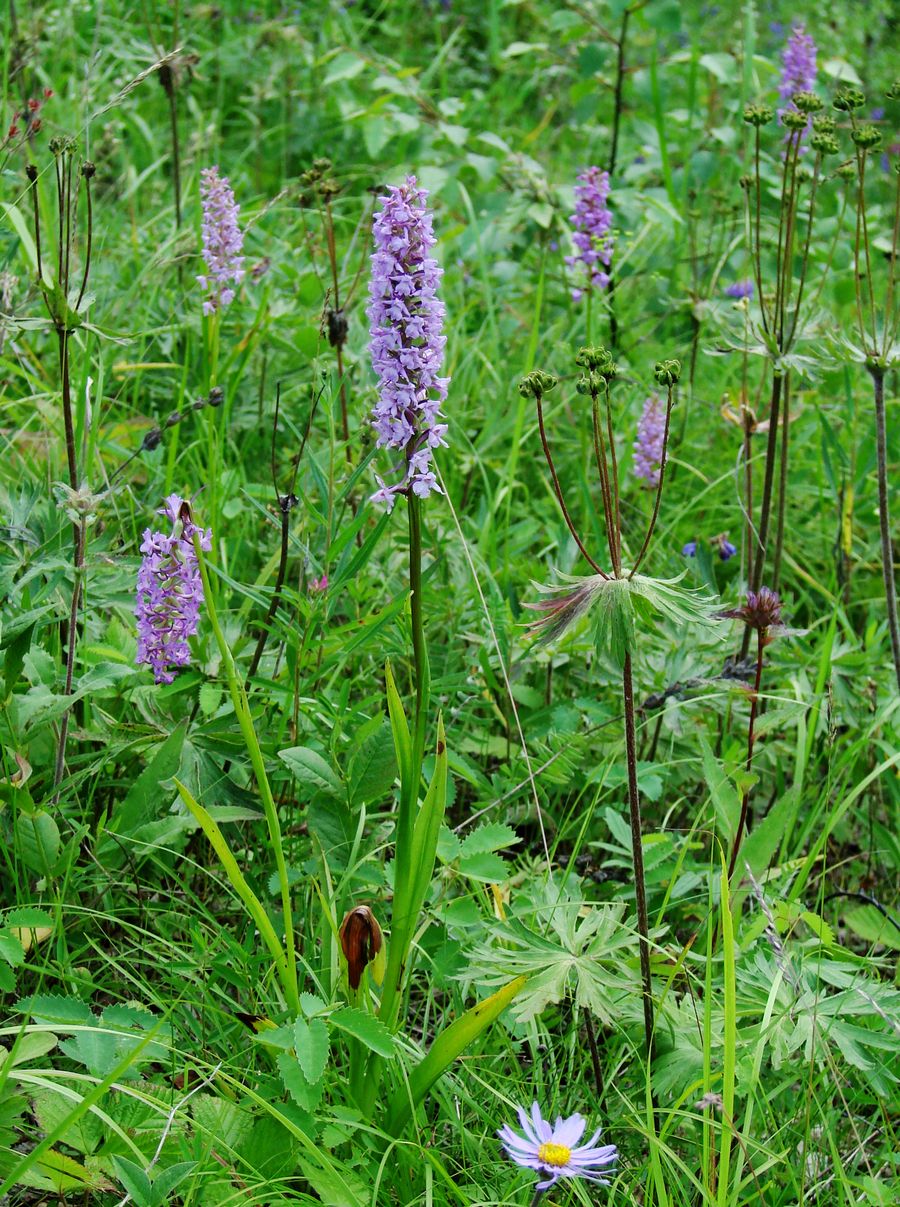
135,495 -> 211,684
197,166 -> 244,315
633,394 -> 666,487
725,279 -> 754,300
565,166 -> 614,302
778,24 -> 817,140
367,176 -> 449,510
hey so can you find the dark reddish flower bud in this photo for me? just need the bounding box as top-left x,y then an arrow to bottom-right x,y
43,88 -> 53,98
27,98 -> 40,112
339,905 -> 383,990
30,119 -> 41,133
7,125 -> 18,139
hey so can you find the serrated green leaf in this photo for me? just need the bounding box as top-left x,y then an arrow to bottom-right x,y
293,1016 -> 329,1084
19,995 -> 93,1026
299,993 -> 327,1017
329,1008 -> 396,1058
458,852 -> 508,882
276,1051 -> 324,1112
458,822 -> 520,856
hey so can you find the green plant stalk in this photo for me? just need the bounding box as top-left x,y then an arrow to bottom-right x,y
741,371 -> 783,659
383,974 -> 526,1134
623,652 -> 654,1057
869,364 -> 900,691
772,372 -> 790,592
717,863 -> 737,1207
408,492 -> 430,769
193,531 -> 299,1011
727,627 -> 764,881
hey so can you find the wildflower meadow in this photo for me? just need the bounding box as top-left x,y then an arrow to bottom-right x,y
1,2 -> 899,1204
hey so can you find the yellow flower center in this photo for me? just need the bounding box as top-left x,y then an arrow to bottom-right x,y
537,1142 -> 571,1168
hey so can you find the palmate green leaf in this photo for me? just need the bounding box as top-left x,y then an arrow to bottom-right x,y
465,877 -> 647,1025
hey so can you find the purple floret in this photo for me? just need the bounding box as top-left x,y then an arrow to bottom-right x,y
565,166 -> 614,302
367,176 -> 449,510
633,394 -> 666,487
725,279 -> 754,300
197,166 -> 244,315
135,495 -> 212,684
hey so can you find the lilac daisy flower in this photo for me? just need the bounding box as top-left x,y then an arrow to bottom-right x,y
197,166 -> 245,315
633,394 -> 666,487
498,1102 -> 617,1192
367,175 -> 449,511
565,166 -> 614,302
135,495 -> 212,684
725,279 -> 754,300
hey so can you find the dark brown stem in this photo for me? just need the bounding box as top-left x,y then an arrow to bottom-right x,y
604,6 -> 629,352
623,651 -> 654,1057
741,372 -> 782,659
75,169 -> 93,312
603,383 -> 621,567
536,393 -> 607,577
772,373 -> 790,593
727,628 -> 765,880
870,365 -> 900,692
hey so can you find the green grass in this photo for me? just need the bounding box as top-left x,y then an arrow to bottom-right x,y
0,0 -> 899,1204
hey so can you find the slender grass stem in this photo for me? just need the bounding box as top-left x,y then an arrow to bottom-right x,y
193,531 -> 299,1012
536,392 -> 608,577
870,366 -> 900,692
623,652 -> 654,1057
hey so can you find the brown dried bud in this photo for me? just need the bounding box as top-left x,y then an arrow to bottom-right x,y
339,906 -> 383,990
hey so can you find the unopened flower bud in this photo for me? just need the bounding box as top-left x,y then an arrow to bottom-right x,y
812,114 -> 835,134
836,159 -> 856,181
518,370 -> 558,399
654,358 -> 681,387
141,428 -> 163,452
165,410 -> 182,429
25,163 -> 37,182
207,386 -> 224,408
886,79 -> 900,101
833,86 -> 865,112
81,161 -> 95,179
339,906 -> 384,990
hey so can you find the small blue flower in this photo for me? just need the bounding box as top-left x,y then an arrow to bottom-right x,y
682,540 -> 698,557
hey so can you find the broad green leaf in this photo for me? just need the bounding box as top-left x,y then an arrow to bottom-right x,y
15,810 -> 61,875
348,718 -> 397,806
19,995 -> 92,1026
150,1161 -> 196,1207
111,1156 -> 151,1205
113,724 -> 187,835
385,976 -> 527,1134
278,746 -> 343,799
458,823 -> 520,857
